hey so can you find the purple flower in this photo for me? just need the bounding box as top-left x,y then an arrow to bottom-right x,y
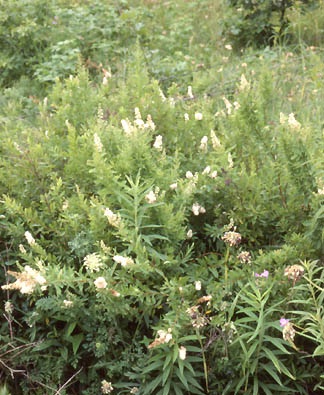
254,270 -> 269,278
280,318 -> 290,327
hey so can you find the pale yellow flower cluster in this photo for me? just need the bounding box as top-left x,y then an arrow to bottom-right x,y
282,322 -> 296,342
2,266 -> 47,294
186,306 -> 208,329
222,231 -> 242,247
237,251 -> 251,264
145,190 -> 157,204
284,264 -> 304,284
121,108 -> 155,135
94,277 -> 107,289
153,135 -> 163,151
178,346 -> 187,360
113,255 -> 134,267
93,133 -> 103,152
148,328 -> 172,349
202,166 -> 217,178
104,207 -> 120,228
210,130 -> 221,149
192,202 -> 206,216
24,231 -> 36,246
199,136 -> 208,152
101,380 -> 113,394
83,253 -> 103,273
280,112 -> 301,130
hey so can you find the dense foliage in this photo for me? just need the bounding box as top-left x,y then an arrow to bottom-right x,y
1,1 -> 324,394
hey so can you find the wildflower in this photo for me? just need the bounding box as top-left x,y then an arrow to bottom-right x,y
94,133 -> 103,152
121,119 -> 134,135
195,281 -> 202,291
233,101 -> 240,111
237,251 -> 251,264
239,74 -> 250,91
153,135 -> 163,151
186,306 -> 208,328
222,96 -> 232,115
284,264 -> 304,284
184,113 -> 190,121
130,388 -> 139,394
169,183 -> 178,190
4,301 -> 13,314
94,277 -> 107,289
159,88 -> 167,102
210,130 -> 221,149
197,295 -> 212,304
186,171 -> 194,179
134,118 -> 145,129
2,266 -> 46,294
254,270 -> 269,278
202,166 -> 211,175
279,112 -> 286,125
146,114 -> 155,130
148,328 -> 172,349
24,231 -> 36,246
19,244 -> 26,254
179,346 -> 187,360
210,171 -> 218,179
104,207 -> 120,228
134,107 -> 142,120
113,255 -> 134,267
225,44 -> 232,50
288,113 -> 301,130
228,153 -> 234,168
145,190 -> 157,204
280,318 -> 296,342
83,253 -> 103,273
62,200 -> 69,210
186,229 -> 193,239
100,240 -> 111,254
187,86 -> 194,99
222,231 -> 241,247
63,300 -> 74,308
280,318 -> 290,327
195,112 -> 203,121
192,203 -> 206,216
199,136 -> 208,152
101,380 -> 113,394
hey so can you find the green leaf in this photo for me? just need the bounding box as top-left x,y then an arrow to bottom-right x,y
174,366 -> 189,391
71,333 -> 83,355
66,321 -> 77,337
260,362 -> 283,386
162,362 -> 172,386
142,359 -> 164,375
262,347 -> 281,373
253,375 -> 259,395
142,375 -> 162,394
162,378 -> 171,395
263,335 -> 291,354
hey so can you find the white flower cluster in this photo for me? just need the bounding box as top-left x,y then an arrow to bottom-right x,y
2,266 -> 47,294
113,255 -> 134,267
104,207 -> 120,228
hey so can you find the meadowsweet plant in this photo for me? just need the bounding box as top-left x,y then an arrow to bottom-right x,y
1,1 -> 324,394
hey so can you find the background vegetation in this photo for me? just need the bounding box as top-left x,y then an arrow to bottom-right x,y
1,0 -> 324,394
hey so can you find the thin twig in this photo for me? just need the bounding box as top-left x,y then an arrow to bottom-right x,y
54,367 -> 83,395
0,358 -> 25,378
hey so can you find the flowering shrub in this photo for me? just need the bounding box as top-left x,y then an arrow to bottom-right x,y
1,1 -> 324,395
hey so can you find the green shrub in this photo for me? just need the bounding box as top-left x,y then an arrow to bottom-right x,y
1,2 -> 324,394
